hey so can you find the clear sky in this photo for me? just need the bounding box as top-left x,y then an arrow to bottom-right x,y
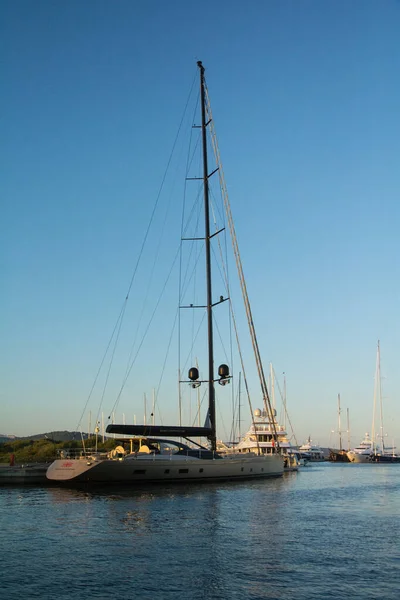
1,0 -> 399,448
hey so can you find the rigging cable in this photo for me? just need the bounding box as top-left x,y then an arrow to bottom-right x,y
75,300 -> 126,433
271,366 -> 300,448
122,128 -> 191,390
209,190 -> 236,447
77,69 -> 198,428
204,80 -> 279,449
108,239 -> 182,419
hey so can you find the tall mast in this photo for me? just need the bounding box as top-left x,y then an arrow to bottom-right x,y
337,393 -> 342,451
198,61 -> 216,451
238,371 -> 242,442
377,340 -> 384,454
270,363 -> 276,411
283,372 -> 287,430
196,358 -> 201,427
346,407 -> 350,451
204,91 -> 279,446
371,340 -> 382,454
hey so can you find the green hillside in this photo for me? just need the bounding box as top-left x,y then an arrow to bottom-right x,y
0,436 -> 117,464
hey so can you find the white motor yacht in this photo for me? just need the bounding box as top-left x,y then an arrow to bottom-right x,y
347,433 -> 374,463
231,408 -> 300,471
299,437 -> 325,461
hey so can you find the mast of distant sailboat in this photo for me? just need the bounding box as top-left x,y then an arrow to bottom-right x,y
337,393 -> 343,452
346,408 -> 350,452
377,341 -> 385,455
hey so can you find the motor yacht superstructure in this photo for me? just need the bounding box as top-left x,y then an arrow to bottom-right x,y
299,437 -> 325,461
233,408 -> 300,471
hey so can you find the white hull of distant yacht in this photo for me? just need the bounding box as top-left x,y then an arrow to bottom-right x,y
46,453 -> 284,483
346,451 -> 372,463
347,433 -> 374,463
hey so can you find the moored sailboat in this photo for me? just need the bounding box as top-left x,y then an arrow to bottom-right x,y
368,341 -> 400,463
46,61 -> 284,484
329,394 -> 350,462
347,341 -> 399,463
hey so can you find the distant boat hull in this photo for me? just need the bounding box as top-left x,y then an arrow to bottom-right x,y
370,454 -> 400,463
46,453 -> 284,484
299,438 -> 325,461
328,449 -> 350,463
346,451 -> 372,463
299,452 -> 324,462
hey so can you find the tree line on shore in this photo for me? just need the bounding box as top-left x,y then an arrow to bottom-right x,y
0,437 -> 117,464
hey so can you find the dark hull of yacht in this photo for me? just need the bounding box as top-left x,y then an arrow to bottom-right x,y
328,449 -> 350,462
46,453 -> 284,484
370,455 -> 400,463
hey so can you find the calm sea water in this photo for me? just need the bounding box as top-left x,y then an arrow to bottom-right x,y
0,463 -> 399,600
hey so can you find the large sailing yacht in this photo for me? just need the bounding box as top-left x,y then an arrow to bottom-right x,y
46,61 -> 284,485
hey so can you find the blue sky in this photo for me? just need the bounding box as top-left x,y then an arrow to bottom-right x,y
1,0 -> 399,448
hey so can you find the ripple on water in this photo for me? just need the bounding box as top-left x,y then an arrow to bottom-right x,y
0,464 -> 399,600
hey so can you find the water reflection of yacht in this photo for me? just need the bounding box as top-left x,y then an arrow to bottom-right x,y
231,408 -> 301,471
346,433 -> 374,463
299,437 -> 325,462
